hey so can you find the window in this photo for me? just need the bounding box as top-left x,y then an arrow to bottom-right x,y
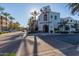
54,15 -> 57,20
51,15 -> 53,19
44,14 -> 47,21
67,19 -> 69,22
38,18 -> 40,20
71,20 -> 72,22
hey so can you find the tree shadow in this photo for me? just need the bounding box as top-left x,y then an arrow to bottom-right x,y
0,33 -> 23,55
33,36 -> 38,56
0,38 -> 21,55
0,34 -> 23,41
22,37 -> 30,56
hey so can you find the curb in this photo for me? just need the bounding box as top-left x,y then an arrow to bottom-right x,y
0,31 -> 22,37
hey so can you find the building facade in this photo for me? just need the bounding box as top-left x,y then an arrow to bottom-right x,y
37,6 -> 79,33
0,15 -> 10,32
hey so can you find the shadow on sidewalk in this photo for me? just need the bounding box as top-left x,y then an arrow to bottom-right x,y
0,36 -> 22,54
22,37 -> 30,56
33,36 -> 38,56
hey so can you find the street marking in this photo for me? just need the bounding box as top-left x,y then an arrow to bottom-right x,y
60,45 -> 74,50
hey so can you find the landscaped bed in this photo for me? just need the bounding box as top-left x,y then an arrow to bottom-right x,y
0,52 -> 16,56
0,32 -> 7,35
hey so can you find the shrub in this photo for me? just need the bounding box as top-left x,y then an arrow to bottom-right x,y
0,32 -> 5,34
60,31 -> 69,34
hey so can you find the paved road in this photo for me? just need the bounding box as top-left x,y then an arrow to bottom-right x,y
0,31 -> 24,55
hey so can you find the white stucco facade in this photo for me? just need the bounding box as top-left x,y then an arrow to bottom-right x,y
37,5 -> 79,33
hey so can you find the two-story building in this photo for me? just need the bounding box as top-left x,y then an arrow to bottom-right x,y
37,5 -> 79,33
38,5 -> 60,33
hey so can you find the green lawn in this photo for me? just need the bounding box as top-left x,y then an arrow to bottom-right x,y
0,32 -> 7,35
0,52 -> 16,56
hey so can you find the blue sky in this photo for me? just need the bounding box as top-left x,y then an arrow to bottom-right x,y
0,3 -> 79,27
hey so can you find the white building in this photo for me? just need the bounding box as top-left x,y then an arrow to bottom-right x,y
37,5 -> 79,33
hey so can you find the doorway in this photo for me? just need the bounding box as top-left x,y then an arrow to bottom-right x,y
43,25 -> 49,32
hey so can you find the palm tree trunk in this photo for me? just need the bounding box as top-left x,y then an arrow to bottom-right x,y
0,16 -> 3,32
9,21 -> 11,30
11,20 -> 13,29
6,17 -> 7,31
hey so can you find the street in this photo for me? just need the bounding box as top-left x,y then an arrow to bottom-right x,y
1,32 -> 79,56
0,31 -> 24,55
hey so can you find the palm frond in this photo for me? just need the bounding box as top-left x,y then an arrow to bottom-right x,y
68,3 -> 79,15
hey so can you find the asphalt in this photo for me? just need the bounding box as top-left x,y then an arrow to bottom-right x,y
0,32 -> 24,55
3,32 -> 79,56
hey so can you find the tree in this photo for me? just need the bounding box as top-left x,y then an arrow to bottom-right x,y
74,23 -> 79,31
65,25 -> 70,30
28,17 -> 34,26
9,16 -> 15,30
28,16 -> 35,32
13,22 -> 20,30
3,12 -> 10,31
58,20 -> 68,31
31,11 -> 39,19
0,6 -> 4,31
30,11 -> 39,32
67,3 -> 79,32
68,3 -> 79,15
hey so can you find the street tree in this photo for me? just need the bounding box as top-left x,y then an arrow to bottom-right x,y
0,6 -> 4,31
68,3 -> 79,15
58,20 -> 69,32
29,11 -> 39,32
3,12 -> 10,31
9,16 -> 15,30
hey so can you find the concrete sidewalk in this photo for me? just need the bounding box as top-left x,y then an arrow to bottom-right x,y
26,36 -> 75,56
17,35 -> 74,56
0,31 -> 23,38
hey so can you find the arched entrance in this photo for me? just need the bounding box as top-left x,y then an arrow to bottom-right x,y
43,25 -> 49,32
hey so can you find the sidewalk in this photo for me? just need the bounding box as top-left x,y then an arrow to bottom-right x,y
17,36 -> 65,56
17,34 -> 79,56
0,31 -> 22,38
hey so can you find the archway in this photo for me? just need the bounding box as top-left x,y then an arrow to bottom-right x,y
43,25 -> 49,32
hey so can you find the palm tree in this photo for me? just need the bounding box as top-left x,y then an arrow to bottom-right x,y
31,11 -> 39,19
58,20 -> 68,32
3,12 -> 10,31
68,3 -> 79,15
28,17 -> 35,32
9,16 -> 15,30
13,22 -> 20,30
31,11 -> 39,32
67,3 -> 79,32
74,23 -> 79,31
0,6 -> 4,31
